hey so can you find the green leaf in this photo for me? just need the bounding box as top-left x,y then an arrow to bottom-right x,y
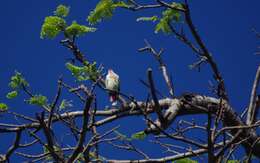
155,7 -> 181,34
87,0 -> 114,25
6,91 -> 18,99
131,131 -> 146,140
87,0 -> 128,25
0,103 -> 8,111
28,95 -> 47,106
227,160 -> 239,163
54,4 -> 70,17
40,16 -> 66,39
174,158 -> 198,163
66,62 -> 99,81
136,16 -> 158,22
59,99 -> 73,110
9,71 -> 29,89
65,21 -> 96,37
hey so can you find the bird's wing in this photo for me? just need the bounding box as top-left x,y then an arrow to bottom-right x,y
105,75 -> 109,88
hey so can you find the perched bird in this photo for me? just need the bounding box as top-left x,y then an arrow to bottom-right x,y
105,69 -> 120,106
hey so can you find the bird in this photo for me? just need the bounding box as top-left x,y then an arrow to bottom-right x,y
105,69 -> 120,106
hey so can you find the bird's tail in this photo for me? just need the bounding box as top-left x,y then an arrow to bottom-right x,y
109,95 -> 116,102
109,94 -> 118,106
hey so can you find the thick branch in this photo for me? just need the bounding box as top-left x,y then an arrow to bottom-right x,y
147,68 -> 165,123
67,96 -> 93,163
247,65 -> 260,125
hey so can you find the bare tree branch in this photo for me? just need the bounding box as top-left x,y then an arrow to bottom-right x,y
247,65 -> 260,125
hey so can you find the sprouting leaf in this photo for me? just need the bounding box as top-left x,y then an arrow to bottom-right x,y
6,91 -> 18,99
65,21 -> 96,37
54,4 -> 70,17
9,71 -> 29,89
136,16 -> 158,22
131,131 -> 146,140
28,95 -> 47,106
0,103 -> 8,111
87,0 -> 114,25
40,16 -> 67,39
227,160 -> 239,163
155,6 -> 181,34
59,99 -> 73,110
66,62 -> 99,81
173,158 -> 198,163
87,0 -> 128,25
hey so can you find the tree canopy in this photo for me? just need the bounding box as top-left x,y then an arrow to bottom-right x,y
0,1 -> 260,162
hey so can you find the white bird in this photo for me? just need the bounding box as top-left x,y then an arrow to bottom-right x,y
105,69 -> 120,106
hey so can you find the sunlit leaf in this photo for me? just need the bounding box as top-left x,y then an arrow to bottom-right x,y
6,91 -> 18,99
54,4 -> 70,17
28,95 -> 47,106
227,160 -> 239,163
66,62 -> 99,81
173,158 -> 198,163
155,5 -> 181,34
40,16 -> 66,39
87,0 -> 128,25
65,21 -> 96,37
131,131 -> 146,140
9,71 -> 29,89
0,103 -> 8,111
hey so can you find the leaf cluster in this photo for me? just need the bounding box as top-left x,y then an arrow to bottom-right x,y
155,7 -> 181,34
9,71 -> 29,89
6,71 -> 29,100
66,62 -> 99,81
27,95 -> 48,106
54,4 -> 70,17
65,21 -> 96,37
41,4 -> 96,39
0,103 -> 8,111
40,16 -> 67,39
137,2 -> 183,34
87,0 -> 128,25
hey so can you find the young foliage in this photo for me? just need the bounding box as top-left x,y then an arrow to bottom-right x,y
173,158 -> 198,163
59,99 -> 73,110
0,103 -> 8,111
136,16 -> 158,22
6,91 -> 18,99
131,131 -> 146,140
54,4 -> 70,17
87,0 -> 128,25
40,16 -> 67,39
227,160 -> 239,163
28,95 -> 48,106
155,8 -> 181,34
9,71 -> 29,89
66,62 -> 99,81
65,21 -> 96,37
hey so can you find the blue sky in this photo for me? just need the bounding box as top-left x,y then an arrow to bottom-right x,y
0,0 -> 260,162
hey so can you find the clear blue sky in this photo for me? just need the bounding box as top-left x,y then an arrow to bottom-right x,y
0,0 -> 260,162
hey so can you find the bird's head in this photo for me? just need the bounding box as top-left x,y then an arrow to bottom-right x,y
108,69 -> 114,74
